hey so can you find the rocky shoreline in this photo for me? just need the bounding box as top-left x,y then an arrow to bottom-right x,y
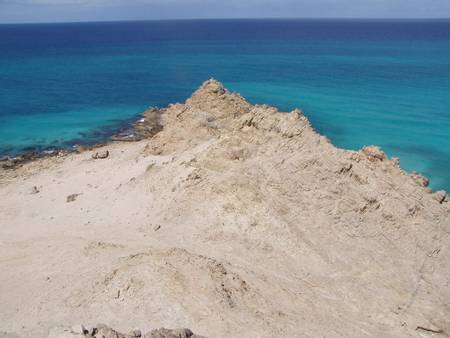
2,94 -> 447,203
1,82 -> 449,202
2,99 -> 449,202
0,148 -> 67,170
0,107 -> 165,171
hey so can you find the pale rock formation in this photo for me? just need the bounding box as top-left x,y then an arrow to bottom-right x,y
0,79 -> 449,338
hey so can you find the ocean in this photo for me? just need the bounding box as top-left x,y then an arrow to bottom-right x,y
0,19 -> 449,191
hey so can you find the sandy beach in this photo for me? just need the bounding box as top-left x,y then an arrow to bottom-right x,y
1,80 -> 449,338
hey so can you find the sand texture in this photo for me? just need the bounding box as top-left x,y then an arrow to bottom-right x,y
1,80 -> 449,338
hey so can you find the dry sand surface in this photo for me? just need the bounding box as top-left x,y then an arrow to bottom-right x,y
0,80 -> 449,338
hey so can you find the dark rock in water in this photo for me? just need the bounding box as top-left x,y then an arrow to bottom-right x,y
92,150 -> 110,159
0,148 -> 67,170
1,159 -> 19,170
42,148 -> 61,156
111,131 -> 138,142
21,151 -> 40,161
112,108 -> 165,142
1,153 -> 36,169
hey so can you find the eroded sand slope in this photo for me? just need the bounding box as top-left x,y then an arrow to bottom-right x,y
0,80 -> 449,338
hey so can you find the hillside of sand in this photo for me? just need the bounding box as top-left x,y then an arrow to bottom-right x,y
0,80 -> 449,338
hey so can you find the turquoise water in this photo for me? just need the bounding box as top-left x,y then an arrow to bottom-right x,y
0,20 -> 449,190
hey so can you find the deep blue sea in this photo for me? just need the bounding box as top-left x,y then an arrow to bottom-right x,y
0,19 -> 449,190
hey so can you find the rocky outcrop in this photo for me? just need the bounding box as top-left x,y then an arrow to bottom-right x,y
112,108 -> 165,142
362,145 -> 387,161
1,79 -> 449,338
433,190 -> 448,204
48,325 -> 206,338
0,149 -> 67,170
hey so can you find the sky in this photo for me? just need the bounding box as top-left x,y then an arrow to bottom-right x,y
0,0 -> 450,23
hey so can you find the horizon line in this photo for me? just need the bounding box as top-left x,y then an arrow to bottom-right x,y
1,17 -> 450,25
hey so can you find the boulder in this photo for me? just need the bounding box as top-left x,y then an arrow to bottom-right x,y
433,190 -> 448,204
361,146 -> 386,162
410,172 -> 430,187
92,150 -> 109,159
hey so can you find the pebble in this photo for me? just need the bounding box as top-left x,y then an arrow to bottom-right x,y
66,194 -> 81,203
31,186 -> 40,194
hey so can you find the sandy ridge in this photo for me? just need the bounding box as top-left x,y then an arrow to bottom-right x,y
0,79 -> 449,338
